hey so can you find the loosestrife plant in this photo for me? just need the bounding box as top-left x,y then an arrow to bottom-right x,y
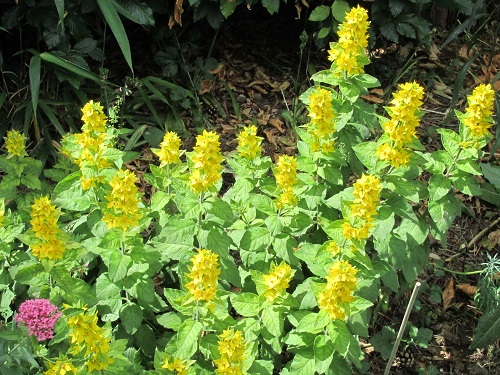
0,5 -> 497,375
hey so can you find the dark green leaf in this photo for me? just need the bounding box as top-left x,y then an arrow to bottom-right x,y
331,0 -> 350,22
120,303 -> 143,334
470,305 -> 500,349
309,5 -> 330,22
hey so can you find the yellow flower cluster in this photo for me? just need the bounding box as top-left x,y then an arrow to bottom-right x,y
185,249 -> 220,302
0,200 -> 4,228
326,241 -> 341,257
64,101 -> 113,190
306,87 -> 336,153
189,130 -> 224,194
102,169 -> 142,231
341,174 -> 381,242
162,357 -> 189,375
263,262 -> 295,302
44,359 -> 77,375
30,197 -> 66,260
237,125 -> 263,159
3,130 -> 27,157
214,329 -> 247,375
376,82 -> 424,168
153,131 -> 183,167
328,6 -> 370,76
463,84 -> 496,139
275,155 -> 298,208
81,100 -> 107,133
68,311 -> 114,372
317,260 -> 358,320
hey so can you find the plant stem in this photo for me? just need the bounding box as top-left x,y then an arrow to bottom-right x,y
384,282 -> 421,375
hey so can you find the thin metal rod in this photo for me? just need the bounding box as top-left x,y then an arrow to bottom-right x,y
383,281 -> 421,375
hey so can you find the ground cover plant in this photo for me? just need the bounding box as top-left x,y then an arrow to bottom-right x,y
1,5 -> 499,375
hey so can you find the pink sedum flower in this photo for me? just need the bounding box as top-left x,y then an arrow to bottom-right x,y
15,299 -> 61,341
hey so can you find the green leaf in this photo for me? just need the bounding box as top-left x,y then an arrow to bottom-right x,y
112,0 -> 154,26
437,128 -> 460,157
480,163 -> 500,188
96,0 -> 133,73
317,27 -> 330,39
120,303 -> 143,334
314,335 -> 334,373
220,0 -> 237,18
207,197 -> 234,226
230,293 -> 262,317
20,173 -> 41,190
289,348 -> 315,375
329,320 -> 350,356
428,193 -> 461,236
249,194 -> 276,216
240,226 -> 271,253
175,319 -> 203,358
261,306 -> 282,336
157,312 -> 185,331
155,218 -> 195,261
108,253 -> 132,283
295,311 -> 330,334
370,326 -> 396,360
353,142 -> 386,171
39,52 -> 102,84
470,305 -> 500,349
331,0 -> 350,22
14,262 -> 44,284
29,55 -> 41,116
309,5 -> 330,21
428,174 -> 452,201
53,173 -> 91,211
262,0 -> 280,14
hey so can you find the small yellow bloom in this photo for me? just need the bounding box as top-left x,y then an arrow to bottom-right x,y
162,357 -> 189,375
263,262 -> 295,302
44,359 -> 77,375
154,131 -> 183,166
317,260 -> 358,320
215,329 -> 247,374
463,83 -> 495,138
237,125 -> 263,159
189,130 -> 224,193
81,100 -> 107,133
306,87 -> 336,153
30,197 -> 66,260
326,241 -> 341,256
275,155 -> 298,208
3,130 -> 27,157
185,249 -> 220,302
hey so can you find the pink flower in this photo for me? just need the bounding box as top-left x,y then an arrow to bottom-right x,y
15,299 -> 61,341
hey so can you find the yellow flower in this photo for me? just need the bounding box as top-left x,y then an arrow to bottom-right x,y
237,125 -> 263,159
306,87 -> 336,153
189,130 -> 224,194
185,249 -> 220,302
326,241 -> 341,256
463,84 -> 495,138
3,130 -> 27,157
30,197 -> 66,260
263,262 -> 295,302
377,81 -> 424,168
68,310 -> 114,372
44,359 -> 77,375
0,199 -> 5,227
317,260 -> 358,320
154,131 -> 183,166
275,155 -> 298,208
102,169 -> 142,231
214,329 -> 246,374
328,5 -> 370,76
81,100 -> 107,133
162,357 -> 189,375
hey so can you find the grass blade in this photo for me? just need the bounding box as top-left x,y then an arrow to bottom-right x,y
29,55 -> 41,116
96,0 -> 133,74
39,52 -> 102,84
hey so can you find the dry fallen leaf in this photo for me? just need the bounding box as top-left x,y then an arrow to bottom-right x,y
429,43 -> 440,61
442,278 -> 455,311
487,229 -> 500,247
168,0 -> 184,28
268,118 -> 285,133
361,94 -> 384,104
456,283 -> 477,299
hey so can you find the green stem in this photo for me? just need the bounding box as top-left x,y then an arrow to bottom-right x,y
435,264 -> 483,275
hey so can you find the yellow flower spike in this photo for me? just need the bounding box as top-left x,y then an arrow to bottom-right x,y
274,155 -> 298,208
263,262 -> 295,302
154,131 -> 183,167
189,130 -> 224,194
3,130 -> 27,157
215,329 -> 247,375
162,357 -> 189,375
328,5 -> 370,76
237,125 -> 263,159
102,169 -> 142,231
326,241 -> 341,257
29,197 -> 66,260
81,100 -> 107,133
306,87 -> 337,153
317,260 -> 358,320
463,83 -> 495,138
44,359 -> 78,375
185,249 -> 221,302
